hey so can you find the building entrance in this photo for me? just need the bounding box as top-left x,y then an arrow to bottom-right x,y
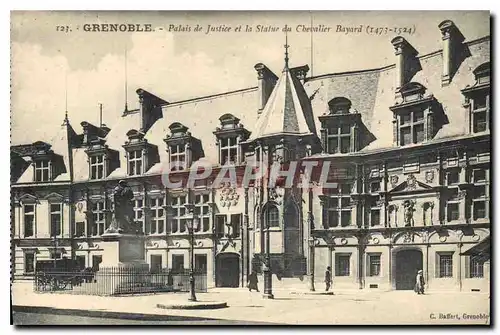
395,249 -> 423,290
215,253 -> 240,288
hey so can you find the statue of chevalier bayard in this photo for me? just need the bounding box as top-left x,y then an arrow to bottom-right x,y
105,180 -> 142,235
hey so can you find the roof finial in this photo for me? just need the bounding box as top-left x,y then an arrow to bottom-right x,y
62,71 -> 69,126
284,30 -> 290,69
124,46 -> 129,114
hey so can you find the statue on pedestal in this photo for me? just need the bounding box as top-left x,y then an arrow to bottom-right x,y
105,180 -> 142,235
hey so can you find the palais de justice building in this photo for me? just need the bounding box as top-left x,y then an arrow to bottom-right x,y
11,20 -> 490,292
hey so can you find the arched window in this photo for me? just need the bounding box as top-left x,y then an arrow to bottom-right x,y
284,202 -> 298,227
265,205 -> 279,228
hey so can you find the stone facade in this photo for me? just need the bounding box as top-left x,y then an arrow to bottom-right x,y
11,20 -> 490,292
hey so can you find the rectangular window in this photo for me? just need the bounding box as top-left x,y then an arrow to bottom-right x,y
220,137 -> 239,165
150,197 -> 165,235
370,208 -> 381,227
325,183 -> 352,228
23,204 -> 35,237
215,215 -> 226,238
438,253 -> 453,278
447,169 -> 460,185
92,255 -> 102,270
150,255 -> 163,273
473,169 -> 486,183
231,214 -> 241,238
195,194 -> 211,232
50,203 -> 62,237
170,195 -> 187,234
400,127 -> 411,146
128,149 -> 143,176
24,253 -> 35,274
90,155 -> 105,180
172,255 -> 184,271
91,201 -> 106,236
447,203 -> 459,222
327,125 -> 351,154
472,94 -> 489,133
473,201 -> 486,220
134,199 -> 144,233
399,110 -> 426,146
470,256 -> 485,278
195,254 -> 207,274
335,254 -> 350,276
170,144 -> 186,171
368,254 -> 381,277
75,221 -> 85,237
34,160 -> 50,182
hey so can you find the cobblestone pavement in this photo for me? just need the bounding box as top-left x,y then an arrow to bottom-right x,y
11,282 -> 490,325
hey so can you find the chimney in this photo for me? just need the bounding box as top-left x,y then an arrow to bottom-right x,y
290,65 -> 310,84
391,36 -> 418,91
136,88 -> 168,133
439,20 -> 465,86
254,63 -> 278,113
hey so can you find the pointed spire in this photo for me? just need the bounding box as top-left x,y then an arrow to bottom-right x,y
124,46 -> 129,114
284,31 -> 290,70
62,72 -> 69,126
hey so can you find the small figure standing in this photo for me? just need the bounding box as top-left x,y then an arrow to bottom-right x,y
325,266 -> 332,292
415,270 -> 425,295
248,270 -> 259,292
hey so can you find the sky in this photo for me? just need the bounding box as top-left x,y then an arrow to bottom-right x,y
10,11 -> 490,145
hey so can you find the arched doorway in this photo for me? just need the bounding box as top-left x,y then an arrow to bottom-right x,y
394,249 -> 423,290
216,253 -> 240,288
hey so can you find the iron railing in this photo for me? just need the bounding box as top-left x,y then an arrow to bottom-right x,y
34,267 -> 207,296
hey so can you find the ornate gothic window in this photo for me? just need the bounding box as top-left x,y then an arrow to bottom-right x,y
265,205 -> 279,228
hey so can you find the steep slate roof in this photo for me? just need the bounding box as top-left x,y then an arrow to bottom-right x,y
249,65 -> 317,141
12,34 -> 491,184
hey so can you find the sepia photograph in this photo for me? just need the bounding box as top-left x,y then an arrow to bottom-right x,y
10,10 -> 491,325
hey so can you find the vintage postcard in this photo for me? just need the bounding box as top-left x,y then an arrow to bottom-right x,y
10,10 -> 491,325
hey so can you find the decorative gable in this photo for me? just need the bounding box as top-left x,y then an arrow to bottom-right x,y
388,173 -> 434,194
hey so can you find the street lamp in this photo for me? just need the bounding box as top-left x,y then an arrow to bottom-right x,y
262,207 -> 274,299
308,236 -> 316,292
184,203 -> 199,302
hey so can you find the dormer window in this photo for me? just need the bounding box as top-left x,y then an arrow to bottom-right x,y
213,114 -> 250,165
390,82 -> 443,147
170,144 -> 186,171
86,141 -> 119,180
320,97 -> 369,154
123,129 -> 159,176
462,62 -> 490,134
90,155 -> 104,180
128,149 -> 143,176
34,160 -> 51,182
165,122 -> 204,171
399,109 -> 425,145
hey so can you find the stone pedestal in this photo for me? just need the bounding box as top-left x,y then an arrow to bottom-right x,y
94,233 -> 148,295
99,233 -> 147,268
